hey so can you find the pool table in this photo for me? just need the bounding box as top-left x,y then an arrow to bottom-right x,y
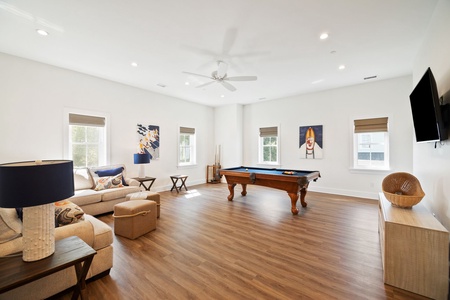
218,166 -> 320,215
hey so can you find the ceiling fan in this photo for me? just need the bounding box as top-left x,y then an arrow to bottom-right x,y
183,61 -> 257,92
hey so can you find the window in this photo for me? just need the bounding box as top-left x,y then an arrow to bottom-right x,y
179,126 -> 196,166
69,113 -> 106,168
353,117 -> 389,170
259,126 -> 279,164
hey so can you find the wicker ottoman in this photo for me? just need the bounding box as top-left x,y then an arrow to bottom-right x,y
126,191 -> 160,218
113,200 -> 157,239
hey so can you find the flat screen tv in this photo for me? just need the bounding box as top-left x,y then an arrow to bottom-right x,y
409,67 -> 447,143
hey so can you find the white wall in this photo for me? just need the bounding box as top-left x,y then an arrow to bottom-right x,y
0,52 -> 215,190
412,0 -> 450,230
214,104 -> 243,168
240,76 -> 414,199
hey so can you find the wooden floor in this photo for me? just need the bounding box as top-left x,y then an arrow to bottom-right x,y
57,183 -> 430,300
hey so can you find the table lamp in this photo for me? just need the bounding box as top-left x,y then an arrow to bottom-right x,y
0,160 -> 74,262
134,153 -> 150,178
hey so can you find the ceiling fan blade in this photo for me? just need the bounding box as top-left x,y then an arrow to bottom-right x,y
196,81 -> 216,88
217,61 -> 228,78
224,76 -> 257,81
182,71 -> 213,80
221,81 -> 236,92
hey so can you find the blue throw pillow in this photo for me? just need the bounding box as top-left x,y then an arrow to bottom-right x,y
95,167 -> 128,186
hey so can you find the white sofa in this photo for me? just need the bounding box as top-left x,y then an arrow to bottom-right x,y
0,209 -> 113,300
71,164 -> 141,216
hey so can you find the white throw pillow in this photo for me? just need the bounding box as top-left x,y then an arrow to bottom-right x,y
74,168 -> 95,190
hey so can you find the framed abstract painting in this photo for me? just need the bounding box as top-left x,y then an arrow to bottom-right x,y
137,124 -> 160,159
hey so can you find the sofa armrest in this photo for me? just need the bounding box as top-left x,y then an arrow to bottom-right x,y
0,237 -> 22,257
55,219 -> 95,247
126,178 -> 140,187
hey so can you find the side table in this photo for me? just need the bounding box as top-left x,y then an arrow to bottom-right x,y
170,175 -> 188,193
132,176 -> 156,191
0,236 -> 97,300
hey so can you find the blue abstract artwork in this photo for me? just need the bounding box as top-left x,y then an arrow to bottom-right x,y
137,124 -> 160,159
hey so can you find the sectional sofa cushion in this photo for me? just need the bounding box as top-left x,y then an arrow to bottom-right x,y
100,186 -> 142,201
72,189 -> 102,206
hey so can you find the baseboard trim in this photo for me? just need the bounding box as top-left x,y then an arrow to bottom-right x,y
309,186 -> 379,200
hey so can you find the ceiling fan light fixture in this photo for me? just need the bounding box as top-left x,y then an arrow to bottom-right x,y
182,60 -> 256,92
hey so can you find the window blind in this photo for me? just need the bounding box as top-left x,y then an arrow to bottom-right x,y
69,113 -> 105,127
259,126 -> 278,137
354,117 -> 388,133
180,127 -> 195,134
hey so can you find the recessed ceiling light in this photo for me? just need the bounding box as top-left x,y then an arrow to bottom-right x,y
338,65 -> 346,70
36,29 -> 48,36
320,33 -> 328,40
220,94 -> 225,98
130,62 -> 138,67
185,82 -> 190,85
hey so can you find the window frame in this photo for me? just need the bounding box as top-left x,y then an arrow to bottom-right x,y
258,126 -> 280,166
178,126 -> 197,167
64,109 -> 110,167
69,124 -> 106,168
352,117 -> 390,171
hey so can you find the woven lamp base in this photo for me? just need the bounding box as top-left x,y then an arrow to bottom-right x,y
22,203 -> 55,262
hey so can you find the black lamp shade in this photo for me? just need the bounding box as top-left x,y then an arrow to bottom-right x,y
134,153 -> 150,164
0,160 -> 74,208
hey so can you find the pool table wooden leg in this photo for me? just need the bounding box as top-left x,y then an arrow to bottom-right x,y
227,183 -> 236,201
300,188 -> 308,207
288,193 -> 299,215
241,184 -> 247,196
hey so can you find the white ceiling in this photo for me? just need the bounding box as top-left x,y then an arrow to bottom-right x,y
0,0 -> 438,107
